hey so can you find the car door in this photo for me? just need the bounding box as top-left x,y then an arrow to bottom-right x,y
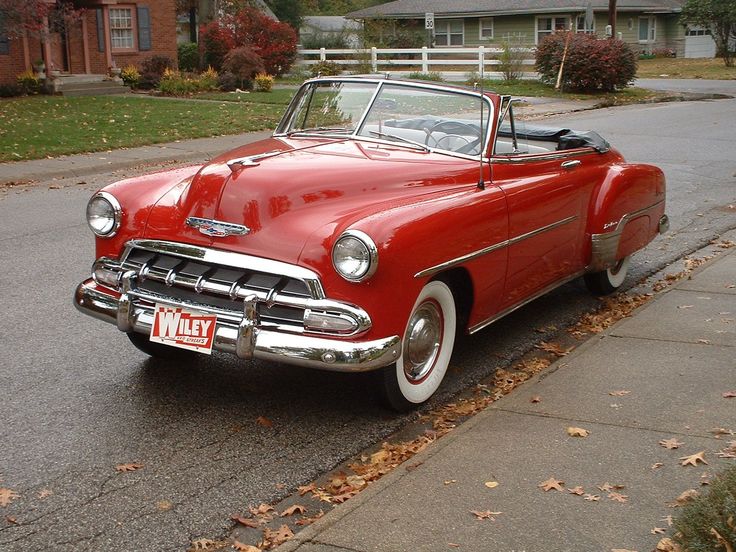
491,102 -> 593,310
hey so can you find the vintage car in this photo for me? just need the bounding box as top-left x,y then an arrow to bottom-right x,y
75,76 -> 668,411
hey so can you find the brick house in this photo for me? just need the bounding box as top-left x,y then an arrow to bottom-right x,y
0,0 -> 177,86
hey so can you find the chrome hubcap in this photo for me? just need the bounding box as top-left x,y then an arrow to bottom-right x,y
403,302 -> 442,383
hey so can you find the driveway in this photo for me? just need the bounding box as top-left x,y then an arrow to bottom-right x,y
635,77 -> 736,96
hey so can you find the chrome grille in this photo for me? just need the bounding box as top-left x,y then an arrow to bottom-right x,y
121,247 -> 310,329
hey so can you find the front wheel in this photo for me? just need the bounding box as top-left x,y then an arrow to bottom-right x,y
381,280 -> 457,412
584,256 -> 631,296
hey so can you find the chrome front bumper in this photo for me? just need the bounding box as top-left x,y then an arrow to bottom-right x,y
74,278 -> 401,372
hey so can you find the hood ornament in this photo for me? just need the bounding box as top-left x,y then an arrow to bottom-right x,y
186,217 -> 250,237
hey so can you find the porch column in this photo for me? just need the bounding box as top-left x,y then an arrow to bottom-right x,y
102,6 -> 113,69
81,16 -> 91,73
42,16 -> 52,79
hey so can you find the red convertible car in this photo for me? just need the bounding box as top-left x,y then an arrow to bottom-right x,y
75,76 -> 668,410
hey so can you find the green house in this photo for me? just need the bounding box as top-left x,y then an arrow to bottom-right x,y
347,0 -> 715,58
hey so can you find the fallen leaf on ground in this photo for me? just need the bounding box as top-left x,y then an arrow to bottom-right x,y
567,427 -> 590,437
115,462 -> 143,473
584,494 -> 601,501
231,514 -> 259,528
710,427 -> 734,436
156,500 -> 173,511
5,515 -> 17,524
700,473 -> 712,485
448,544 -> 460,548
716,441 -> 736,458
444,480 -> 457,485
608,492 -> 628,503
568,486 -> 585,495
38,489 -> 52,499
190,538 -> 216,550
651,527 -> 666,535
598,483 -> 625,492
697,339 -> 711,345
249,503 -> 275,517
295,510 -> 324,526
484,481 -> 499,489
661,515 -> 673,526
471,510 -> 502,520
672,489 -> 699,506
679,451 -> 708,466
651,463 -> 664,470
656,537 -> 682,551
723,391 -> 736,398
536,341 -> 572,357
609,390 -> 631,396
262,524 -> 294,548
659,438 -> 684,449
530,395 -> 542,403
256,416 -> 273,428
539,477 -> 564,491
232,542 -> 260,552
710,528 -> 732,551
280,504 -> 306,517
611,549 -> 638,552
297,483 -> 316,496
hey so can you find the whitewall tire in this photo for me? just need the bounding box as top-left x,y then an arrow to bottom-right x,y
382,280 -> 457,411
584,255 -> 631,296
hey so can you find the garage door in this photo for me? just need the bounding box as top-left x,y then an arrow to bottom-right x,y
685,27 -> 716,58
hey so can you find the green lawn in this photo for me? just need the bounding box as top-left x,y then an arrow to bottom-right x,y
636,57 -> 736,79
0,95 -> 286,162
194,88 -> 295,105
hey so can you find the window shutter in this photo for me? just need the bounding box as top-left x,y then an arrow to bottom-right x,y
96,8 -> 105,52
137,6 -> 151,51
0,14 -> 9,55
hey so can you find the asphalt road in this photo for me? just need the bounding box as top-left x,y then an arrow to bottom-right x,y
1,98 -> 735,552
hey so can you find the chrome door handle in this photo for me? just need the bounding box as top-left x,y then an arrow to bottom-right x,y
561,160 -> 582,170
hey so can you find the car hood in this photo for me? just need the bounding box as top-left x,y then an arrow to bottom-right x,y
144,136 -> 476,265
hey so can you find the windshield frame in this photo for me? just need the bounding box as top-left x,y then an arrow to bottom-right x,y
274,77 -> 495,162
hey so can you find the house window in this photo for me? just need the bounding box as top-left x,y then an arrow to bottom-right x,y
479,18 -> 494,40
435,19 -> 464,46
639,16 -> 656,42
536,17 -> 569,44
575,14 -> 595,34
686,26 -> 711,36
110,7 -> 136,50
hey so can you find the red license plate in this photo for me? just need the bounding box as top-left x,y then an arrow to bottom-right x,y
150,304 -> 217,354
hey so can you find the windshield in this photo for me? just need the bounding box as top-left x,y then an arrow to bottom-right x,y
278,80 -> 491,157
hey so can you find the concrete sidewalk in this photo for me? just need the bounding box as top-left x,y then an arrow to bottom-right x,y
0,96 -> 595,186
279,242 -> 736,552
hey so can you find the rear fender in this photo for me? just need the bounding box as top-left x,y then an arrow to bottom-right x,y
586,163 -> 666,271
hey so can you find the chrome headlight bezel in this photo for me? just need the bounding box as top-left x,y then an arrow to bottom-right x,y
86,191 -> 122,238
331,230 -> 378,282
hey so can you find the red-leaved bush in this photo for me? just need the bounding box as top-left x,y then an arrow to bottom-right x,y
222,46 -> 265,89
535,33 -> 637,92
199,6 -> 297,76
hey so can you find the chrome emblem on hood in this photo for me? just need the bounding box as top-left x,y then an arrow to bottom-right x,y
186,217 -> 250,237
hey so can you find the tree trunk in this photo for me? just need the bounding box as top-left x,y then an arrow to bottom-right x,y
608,0 -> 617,37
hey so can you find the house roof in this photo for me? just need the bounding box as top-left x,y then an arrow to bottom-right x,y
347,0 -> 684,18
302,16 -> 361,32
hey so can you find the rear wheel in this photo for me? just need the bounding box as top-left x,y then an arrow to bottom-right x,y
381,281 -> 457,412
584,256 -> 631,296
127,332 -> 195,360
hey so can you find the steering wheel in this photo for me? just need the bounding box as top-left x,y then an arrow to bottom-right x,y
425,121 -> 483,154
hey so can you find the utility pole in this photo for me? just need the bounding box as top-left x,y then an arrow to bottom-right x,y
608,0 -> 617,37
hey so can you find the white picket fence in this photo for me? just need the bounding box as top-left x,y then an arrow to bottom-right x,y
296,46 -> 538,79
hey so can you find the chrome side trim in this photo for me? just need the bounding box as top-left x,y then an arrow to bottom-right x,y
124,240 -> 326,300
469,270 -> 585,334
589,199 -> 665,271
414,215 -> 578,279
74,280 -> 401,373
492,149 -> 598,164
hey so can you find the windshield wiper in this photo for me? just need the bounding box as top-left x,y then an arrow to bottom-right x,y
287,127 -> 352,136
367,130 -> 430,152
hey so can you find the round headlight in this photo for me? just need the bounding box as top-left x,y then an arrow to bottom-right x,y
332,230 -> 378,282
86,192 -> 121,237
